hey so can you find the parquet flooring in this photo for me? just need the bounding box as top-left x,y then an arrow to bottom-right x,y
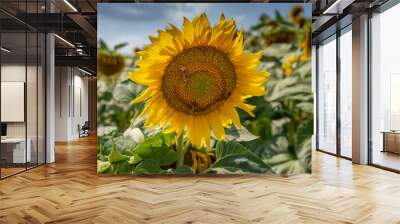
1,135 -> 400,223
1,167 -> 26,178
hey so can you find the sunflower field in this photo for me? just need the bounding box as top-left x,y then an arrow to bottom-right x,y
97,6 -> 313,175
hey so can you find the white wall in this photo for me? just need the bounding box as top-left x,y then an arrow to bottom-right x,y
71,73 -> 89,138
54,67 -> 89,141
1,65 -> 26,142
1,65 -> 33,138
55,67 -> 69,141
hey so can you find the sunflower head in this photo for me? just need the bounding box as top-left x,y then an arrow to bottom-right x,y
300,25 -> 311,61
289,6 -> 303,21
129,13 -> 268,148
97,50 -> 125,81
264,29 -> 296,46
282,54 -> 298,76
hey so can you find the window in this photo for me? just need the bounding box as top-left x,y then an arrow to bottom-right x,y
370,3 -> 400,171
339,26 -> 352,158
317,35 -> 337,154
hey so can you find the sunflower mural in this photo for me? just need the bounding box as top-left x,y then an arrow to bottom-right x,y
97,4 -> 313,175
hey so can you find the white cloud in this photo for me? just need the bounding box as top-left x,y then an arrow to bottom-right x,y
112,6 -> 144,16
106,34 -> 149,55
184,3 -> 210,14
166,3 -> 211,25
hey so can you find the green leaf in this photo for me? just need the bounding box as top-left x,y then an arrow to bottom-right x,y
266,76 -> 312,102
134,160 -> 162,174
297,138 -> 312,173
130,132 -> 178,173
241,138 -> 276,159
128,153 -> 142,165
110,161 -> 135,174
113,83 -> 136,103
147,133 -> 165,147
297,102 -> 313,114
296,119 -> 313,143
287,94 -> 313,102
114,43 -> 128,50
108,143 -> 130,163
175,165 -> 194,174
264,138 -> 312,174
160,150 -> 177,166
97,126 -> 117,137
212,141 -> 273,174
211,154 -> 272,174
99,39 -> 109,50
271,118 -> 291,136
215,141 -> 251,159
113,136 -> 136,155
296,63 -> 311,78
135,133 -> 176,159
224,125 -> 259,142
265,153 -> 304,174
97,160 -> 111,173
123,128 -> 145,144
162,132 -> 176,147
137,147 -> 164,161
275,11 -> 284,23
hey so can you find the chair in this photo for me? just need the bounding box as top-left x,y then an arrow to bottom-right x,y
78,121 -> 90,138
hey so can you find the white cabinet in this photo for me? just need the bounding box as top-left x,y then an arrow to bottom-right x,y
1,138 -> 32,163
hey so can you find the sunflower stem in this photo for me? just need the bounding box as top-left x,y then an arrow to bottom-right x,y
176,134 -> 188,168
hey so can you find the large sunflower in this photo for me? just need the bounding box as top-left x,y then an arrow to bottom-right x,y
129,13 -> 268,148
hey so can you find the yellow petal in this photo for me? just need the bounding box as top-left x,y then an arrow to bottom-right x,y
209,112 -> 225,140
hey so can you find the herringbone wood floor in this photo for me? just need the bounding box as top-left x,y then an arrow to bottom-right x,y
1,135 -> 400,224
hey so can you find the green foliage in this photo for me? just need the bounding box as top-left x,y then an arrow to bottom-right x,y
241,12 -> 313,174
175,165 -> 195,174
134,160 -> 163,174
97,160 -> 111,173
135,133 -> 177,169
98,38 -> 128,53
97,8 -> 313,175
210,141 -> 272,174
97,75 -> 143,132
224,125 -> 259,142
98,130 -> 180,174
108,143 -> 130,163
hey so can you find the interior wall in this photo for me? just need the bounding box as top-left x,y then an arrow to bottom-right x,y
88,76 -> 97,132
55,66 -> 69,141
55,67 -> 89,141
0,64 -> 36,138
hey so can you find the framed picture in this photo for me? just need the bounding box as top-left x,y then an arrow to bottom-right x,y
97,3 -> 312,175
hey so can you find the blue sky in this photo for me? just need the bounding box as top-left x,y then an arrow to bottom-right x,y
98,3 -> 311,54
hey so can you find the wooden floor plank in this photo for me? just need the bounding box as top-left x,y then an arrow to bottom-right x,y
0,135 -> 400,223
